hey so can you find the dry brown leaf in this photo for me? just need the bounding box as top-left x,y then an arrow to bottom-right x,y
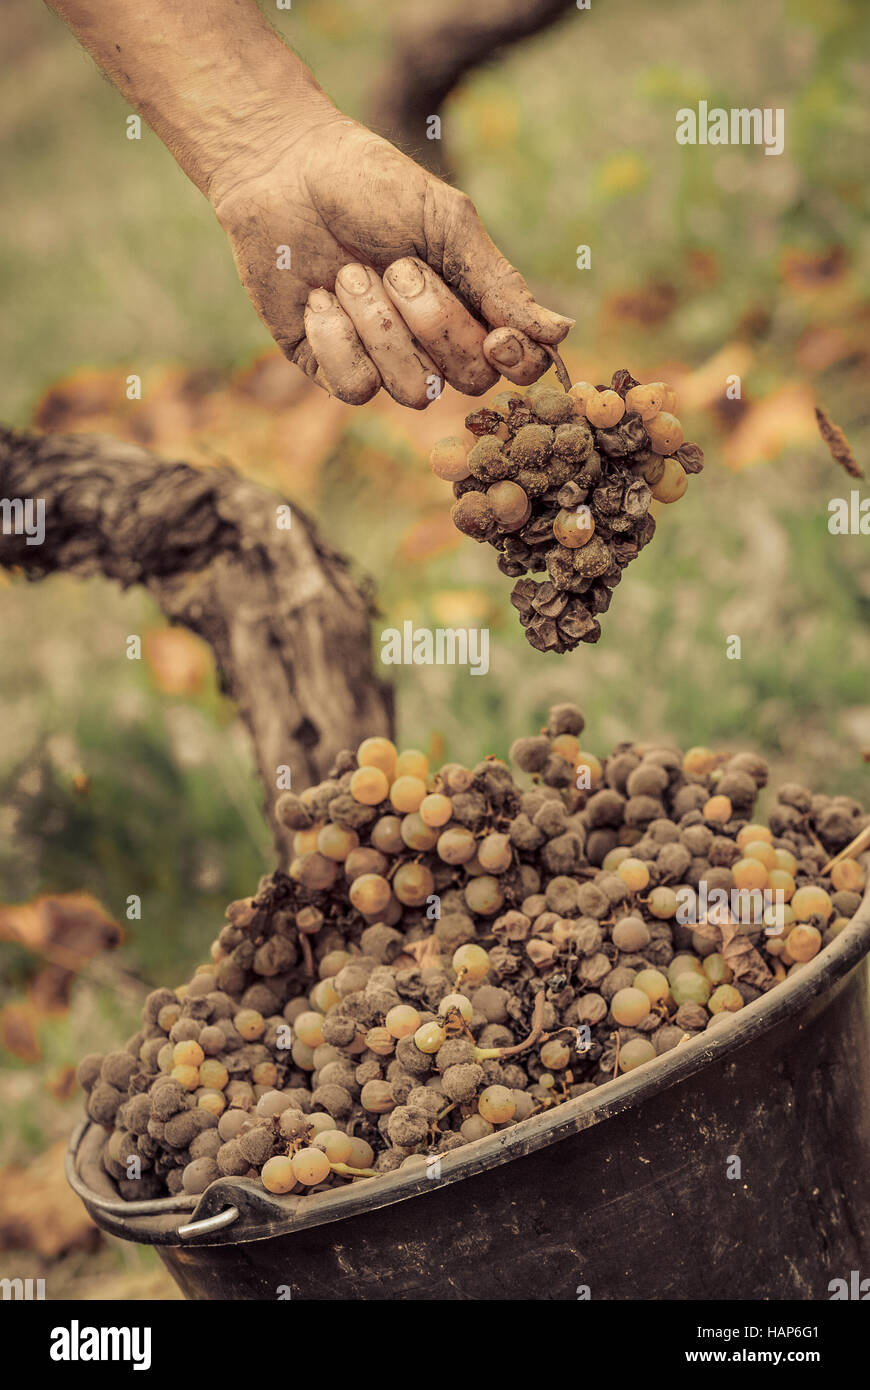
48,1065 -> 78,1102
780,245 -> 847,291
676,343 -> 753,412
403,936 -> 443,970
815,406 -> 863,479
603,281 -> 678,329
32,367 -> 123,432
0,1142 -> 99,1258
722,382 -> 818,471
0,893 -> 122,1015
0,1002 -> 41,1061
720,921 -> 774,991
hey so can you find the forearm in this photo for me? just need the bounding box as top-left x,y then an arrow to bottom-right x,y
45,0 -> 337,198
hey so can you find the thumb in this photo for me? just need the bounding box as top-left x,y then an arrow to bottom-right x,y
444,195 -> 574,345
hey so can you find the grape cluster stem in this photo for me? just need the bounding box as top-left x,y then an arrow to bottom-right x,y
544,347 -> 572,392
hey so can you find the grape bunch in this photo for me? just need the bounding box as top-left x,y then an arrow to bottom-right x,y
77,708 -> 867,1203
429,370 -> 703,653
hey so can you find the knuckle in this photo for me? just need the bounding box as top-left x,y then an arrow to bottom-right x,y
451,190 -> 478,221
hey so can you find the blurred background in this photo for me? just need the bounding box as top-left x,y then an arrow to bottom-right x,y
1,0 -> 868,1297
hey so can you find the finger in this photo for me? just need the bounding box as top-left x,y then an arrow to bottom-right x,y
444,195 -> 574,345
334,263 -> 442,410
304,289 -> 382,405
382,257 -> 498,396
291,341 -> 333,400
291,339 -> 322,382
482,327 -> 553,387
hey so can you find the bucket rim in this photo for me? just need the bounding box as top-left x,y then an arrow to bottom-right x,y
67,867 -> 870,1246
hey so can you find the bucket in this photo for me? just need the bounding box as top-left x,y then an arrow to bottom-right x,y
67,877 -> 870,1300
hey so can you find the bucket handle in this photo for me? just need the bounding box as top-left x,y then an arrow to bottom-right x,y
178,1206 -> 240,1239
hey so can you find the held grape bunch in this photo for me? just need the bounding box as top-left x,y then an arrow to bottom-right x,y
429,369 -> 704,653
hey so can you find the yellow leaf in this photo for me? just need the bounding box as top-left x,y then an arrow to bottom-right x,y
430,589 -> 493,626
595,153 -> 649,198
398,514 -> 462,563
677,344 -> 754,412
144,627 -> 212,695
722,382 -> 818,471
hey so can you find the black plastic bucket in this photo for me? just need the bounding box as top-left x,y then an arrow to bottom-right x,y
67,879 -> 870,1300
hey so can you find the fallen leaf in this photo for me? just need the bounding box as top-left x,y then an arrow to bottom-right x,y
0,1142 -> 100,1258
0,1002 -> 41,1061
676,343 -> 754,412
720,921 -> 774,991
603,281 -> 678,329
0,893 -> 122,1014
144,626 -> 213,696
398,513 -> 462,564
234,352 -> 308,409
780,245 -> 847,291
795,325 -> 853,373
48,1065 -> 78,1102
722,382 -> 818,471
403,936 -> 444,970
32,368 -> 123,432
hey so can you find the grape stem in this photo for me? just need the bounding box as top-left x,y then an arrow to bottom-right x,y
474,990 -> 547,1061
545,346 -> 573,392
298,930 -> 315,979
610,1029 -> 621,1079
330,1162 -> 377,1179
822,821 -> 870,873
806,825 -> 827,855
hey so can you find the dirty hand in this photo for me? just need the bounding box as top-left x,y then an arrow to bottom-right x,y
47,0 -> 571,408
211,113 -> 573,408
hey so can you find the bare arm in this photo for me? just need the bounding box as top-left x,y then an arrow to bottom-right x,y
46,0 -> 573,408
45,0 -> 332,196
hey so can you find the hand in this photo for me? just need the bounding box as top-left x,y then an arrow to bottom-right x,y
211,111 -> 573,407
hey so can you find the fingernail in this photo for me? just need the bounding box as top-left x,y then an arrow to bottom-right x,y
488,332 -> 524,367
384,259 -> 425,298
337,264 -> 371,295
541,309 -> 575,331
308,288 -> 333,313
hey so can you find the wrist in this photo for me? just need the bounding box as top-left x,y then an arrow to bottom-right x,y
204,71 -> 341,209
46,0 -> 340,202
